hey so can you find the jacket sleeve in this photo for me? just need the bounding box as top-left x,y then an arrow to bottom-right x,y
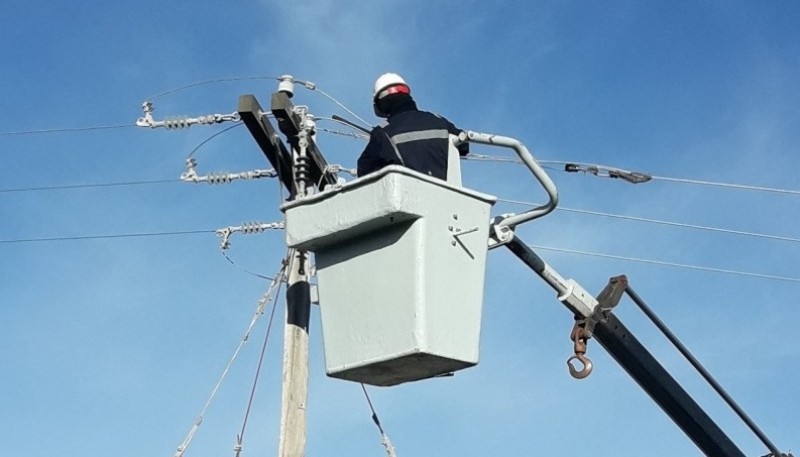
357,127 -> 389,177
444,118 -> 470,156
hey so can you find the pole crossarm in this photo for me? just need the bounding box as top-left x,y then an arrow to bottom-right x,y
237,94 -> 296,196
270,92 -> 339,189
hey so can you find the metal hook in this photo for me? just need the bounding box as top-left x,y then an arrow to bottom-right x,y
567,353 -> 593,379
568,320 -> 594,379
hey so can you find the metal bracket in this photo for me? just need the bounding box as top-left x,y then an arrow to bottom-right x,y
487,214 -> 516,249
566,275 -> 628,379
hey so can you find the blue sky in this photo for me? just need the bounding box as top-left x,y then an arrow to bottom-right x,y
1,1 -> 798,456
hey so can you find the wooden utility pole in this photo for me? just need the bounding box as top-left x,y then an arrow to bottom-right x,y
278,248 -> 311,456
238,78 -> 338,457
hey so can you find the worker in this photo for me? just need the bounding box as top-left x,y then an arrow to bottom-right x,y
356,73 -> 469,180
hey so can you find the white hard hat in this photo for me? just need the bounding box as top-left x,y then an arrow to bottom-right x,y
373,72 -> 410,101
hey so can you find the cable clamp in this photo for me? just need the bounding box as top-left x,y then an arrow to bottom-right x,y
488,214 -> 516,249
180,158 -> 277,184
564,162 -> 651,184
215,221 -> 285,250
136,100 -> 241,129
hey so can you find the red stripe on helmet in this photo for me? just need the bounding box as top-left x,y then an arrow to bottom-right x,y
377,84 -> 410,99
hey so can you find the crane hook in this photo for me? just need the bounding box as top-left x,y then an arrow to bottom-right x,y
568,321 -> 594,379
567,353 -> 593,379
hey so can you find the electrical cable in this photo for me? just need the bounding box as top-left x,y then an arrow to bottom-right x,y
497,197 -> 800,245
2,214 -> 797,283
534,244 -> 800,283
147,76 -> 280,101
465,154 -> 800,196
188,122 -> 244,158
315,117 -> 370,140
0,179 -> 178,193
0,124 -> 135,136
0,229 -> 214,244
222,251 -> 276,281
311,88 -> 371,129
144,75 -> 372,130
650,174 -> 800,196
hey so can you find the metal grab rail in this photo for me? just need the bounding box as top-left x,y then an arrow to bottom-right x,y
458,131 -> 559,228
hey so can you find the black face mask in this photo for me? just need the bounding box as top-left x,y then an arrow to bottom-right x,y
373,94 -> 417,118
373,98 -> 390,118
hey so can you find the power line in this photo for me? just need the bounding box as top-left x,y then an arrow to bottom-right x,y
650,174 -> 800,196
3,187 -> 796,246
534,244 -> 800,283
187,122 -> 244,158
0,124 -> 135,137
497,197 -> 800,244
0,179 -> 178,193
3,226 -> 797,283
560,206 -> 800,244
0,229 -> 214,244
147,76 -> 280,100
465,154 -> 800,196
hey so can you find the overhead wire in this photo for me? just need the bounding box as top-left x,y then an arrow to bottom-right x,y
534,244 -> 800,283
187,122 -> 244,158
0,178 -> 178,193
2,206 -> 798,283
497,197 -> 800,245
650,174 -> 800,196
315,117 -> 370,140
222,251 -> 278,281
311,87 -> 371,129
147,76 -> 280,101
0,124 -> 135,136
3,79 -> 797,285
0,229 -> 214,244
465,154 -> 800,196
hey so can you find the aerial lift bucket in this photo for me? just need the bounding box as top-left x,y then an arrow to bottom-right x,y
282,164 -> 496,386
281,132 -> 557,386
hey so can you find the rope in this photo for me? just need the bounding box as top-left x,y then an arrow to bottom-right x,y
173,263 -> 287,457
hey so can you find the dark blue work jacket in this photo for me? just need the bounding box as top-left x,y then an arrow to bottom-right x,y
357,107 -> 468,180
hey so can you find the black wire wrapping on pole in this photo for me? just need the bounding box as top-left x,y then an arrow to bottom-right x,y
624,286 -> 786,456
